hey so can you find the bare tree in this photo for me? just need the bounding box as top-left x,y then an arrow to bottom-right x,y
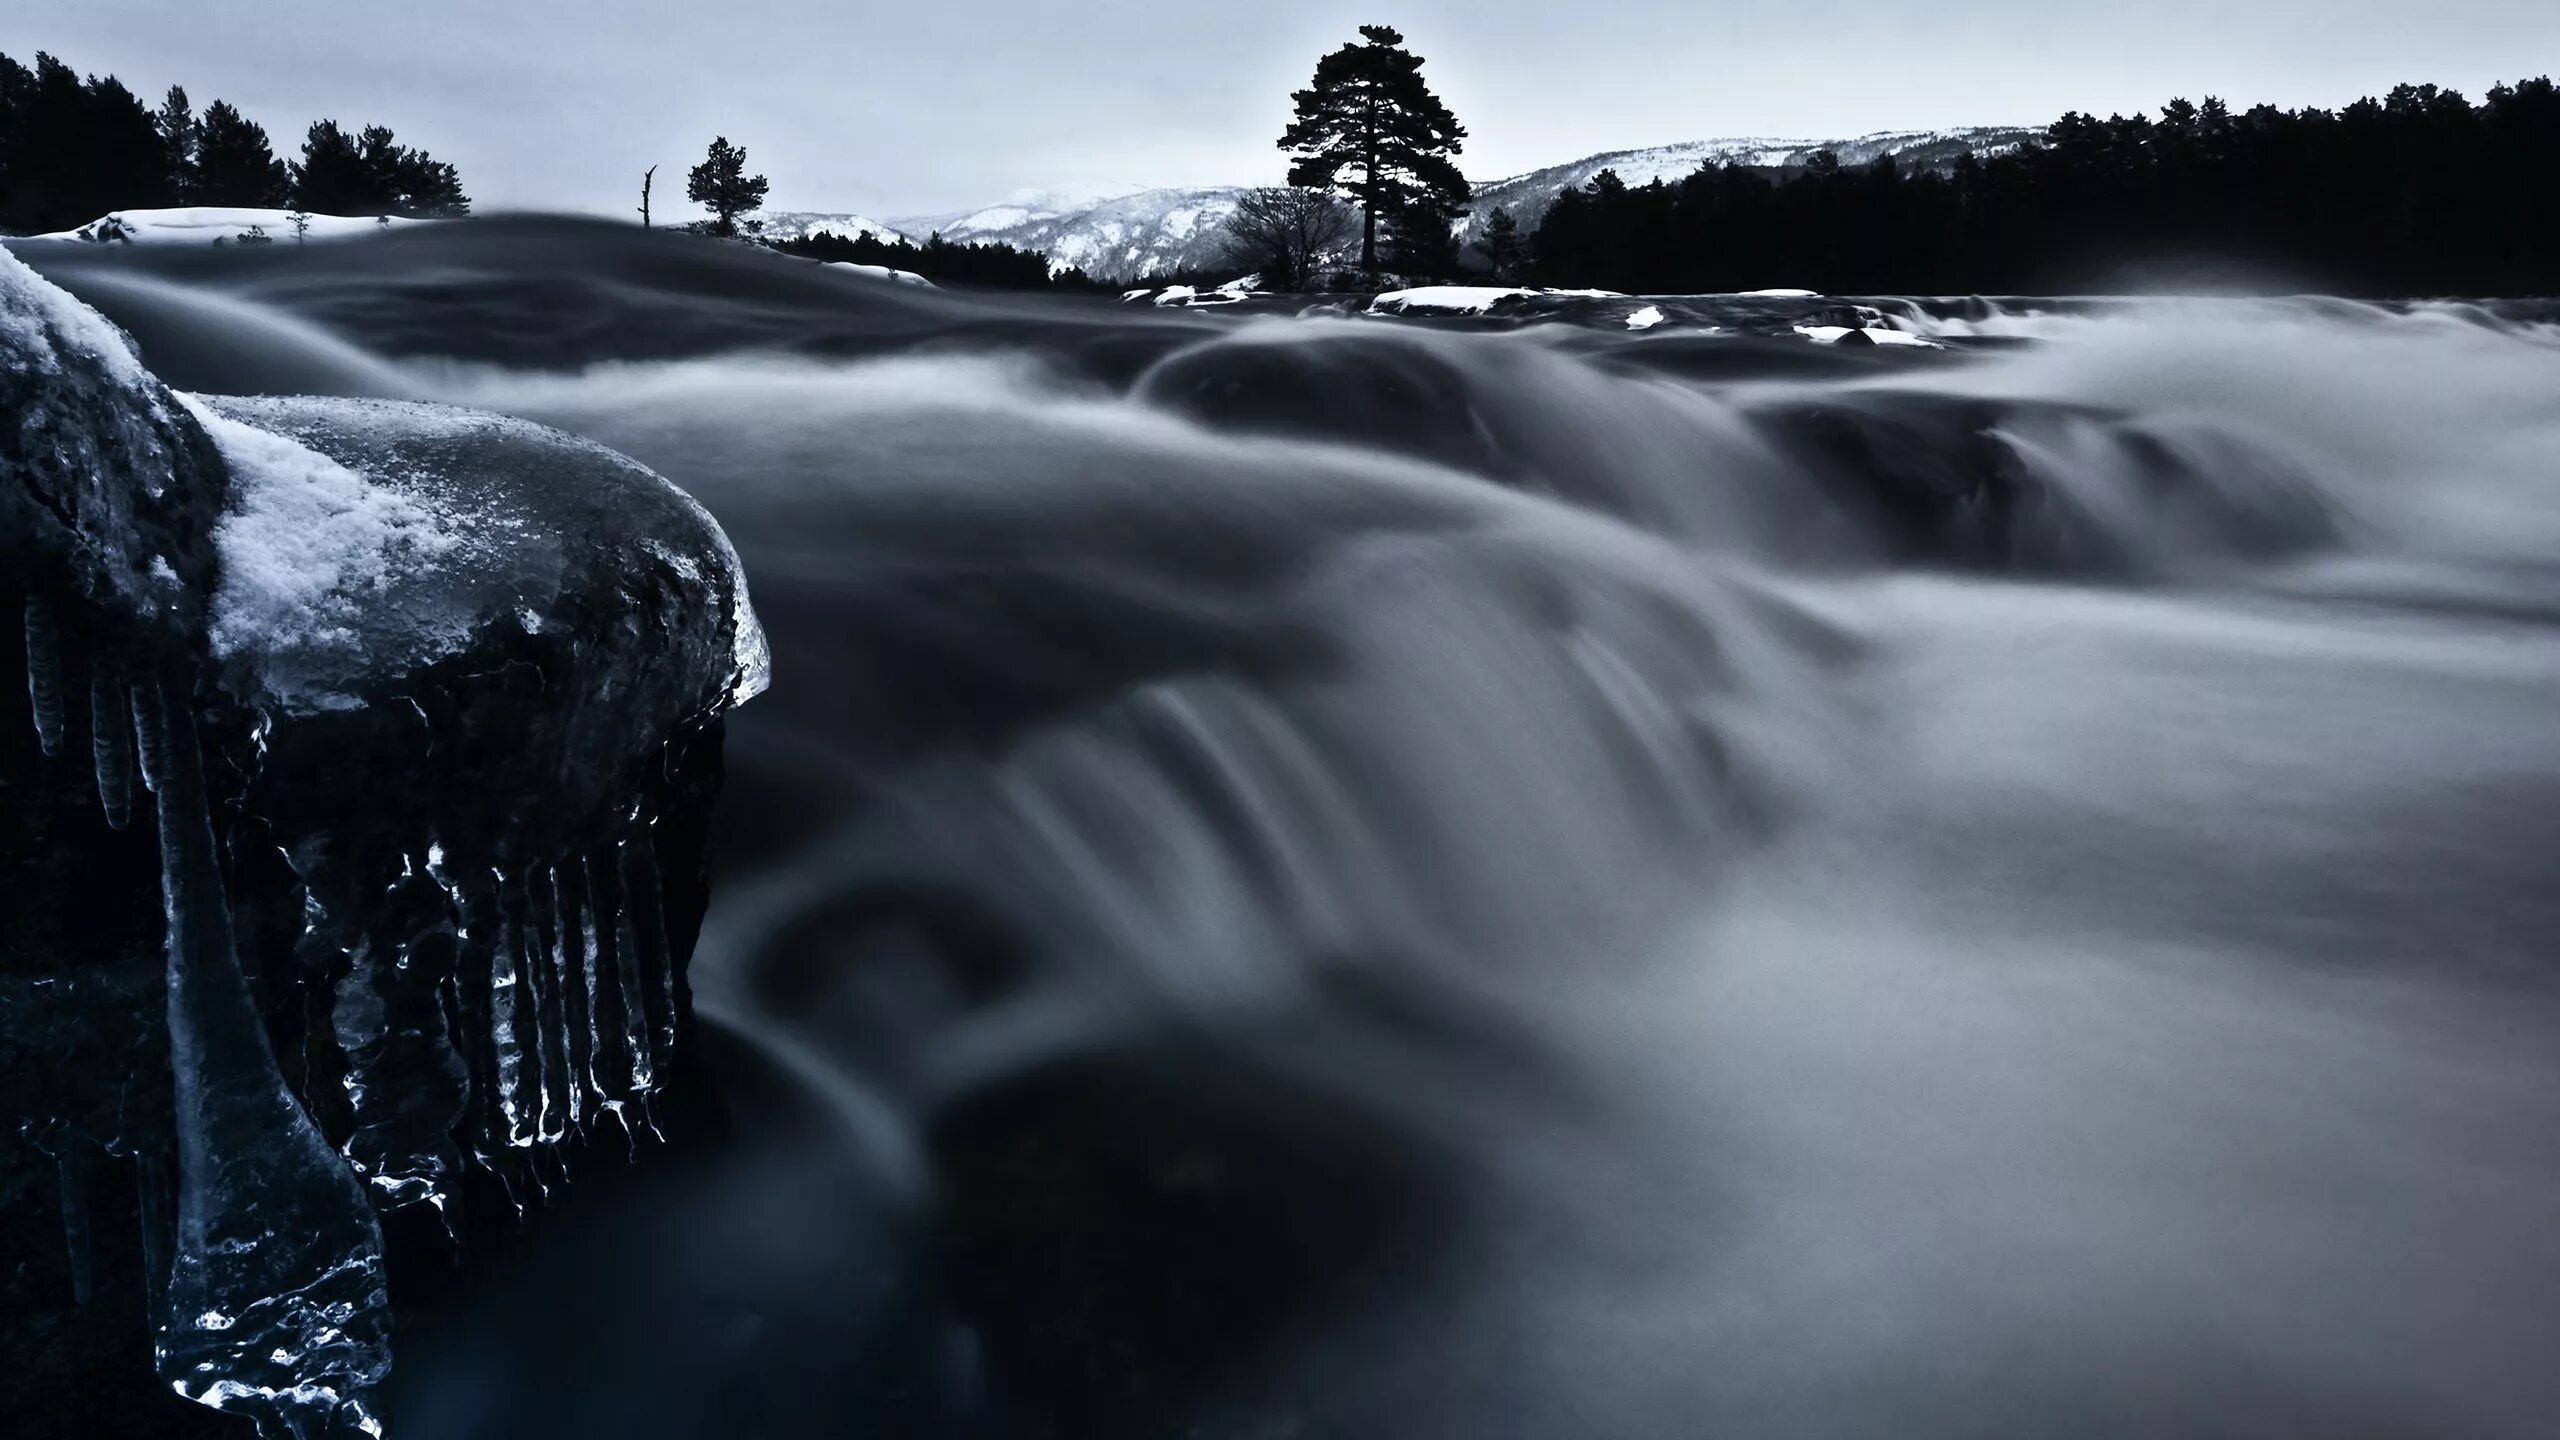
639,165 -> 656,228
1220,186 -> 1358,290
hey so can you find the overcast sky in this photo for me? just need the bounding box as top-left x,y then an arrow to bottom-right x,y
15,1 -> 2558,219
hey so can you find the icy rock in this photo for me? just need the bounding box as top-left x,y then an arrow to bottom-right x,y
189,395 -> 766,724
3,251 -> 765,1436
4,246 -> 391,1439
188,396 -> 759,1199
0,247 -> 221,646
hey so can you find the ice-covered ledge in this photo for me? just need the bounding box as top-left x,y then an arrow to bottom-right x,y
0,247 -> 763,1440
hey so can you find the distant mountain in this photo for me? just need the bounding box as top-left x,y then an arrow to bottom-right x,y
1460,127 -> 2041,238
773,129 -> 2039,282
897,187 -> 1255,280
757,211 -> 917,245
759,189 -> 1249,280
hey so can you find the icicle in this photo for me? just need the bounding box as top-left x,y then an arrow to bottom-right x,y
485,870 -> 534,1153
622,828 -> 678,1082
24,593 -> 65,757
139,667 -> 392,1440
137,1152 -> 173,1319
91,667 -> 133,828
583,849 -> 646,1146
547,864 -> 594,1134
333,924 -> 467,1216
523,869 -> 572,1146
59,1153 -> 94,1305
128,665 -> 171,794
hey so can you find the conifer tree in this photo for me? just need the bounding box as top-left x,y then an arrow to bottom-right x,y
193,100 -> 291,207
687,135 -> 769,237
1277,25 -> 1469,275
86,75 -> 176,213
1476,204 -> 1524,279
292,120 -> 373,212
155,86 -> 198,202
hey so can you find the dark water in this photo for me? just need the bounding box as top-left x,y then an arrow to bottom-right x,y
24,217 -> 2560,1438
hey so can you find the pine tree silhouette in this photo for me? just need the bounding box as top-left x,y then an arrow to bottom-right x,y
1278,25 -> 1470,276
1476,205 -> 1524,281
291,120 -> 372,212
155,86 -> 197,203
687,136 -> 770,238
290,119 -> 470,217
193,100 -> 291,208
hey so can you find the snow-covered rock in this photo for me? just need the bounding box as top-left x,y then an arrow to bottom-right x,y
192,395 -> 765,717
21,207 -> 438,246
0,245 -> 217,638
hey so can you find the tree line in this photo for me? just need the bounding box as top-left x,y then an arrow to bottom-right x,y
1525,79 -> 2560,295
767,225 -> 1104,290
0,50 -> 471,235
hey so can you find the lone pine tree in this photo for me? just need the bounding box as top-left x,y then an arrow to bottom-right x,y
1277,25 -> 1469,276
688,136 -> 769,238
1476,204 -> 1524,280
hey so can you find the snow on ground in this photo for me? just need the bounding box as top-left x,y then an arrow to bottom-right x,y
1743,287 -> 1823,298
1368,286 -> 1629,315
1794,324 -> 1940,348
25,207 -> 436,246
1369,286 -> 1535,314
824,261 -> 935,288
179,395 -> 461,672
1626,305 -> 1667,331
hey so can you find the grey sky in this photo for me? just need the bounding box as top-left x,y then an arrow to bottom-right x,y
15,1 -> 2558,218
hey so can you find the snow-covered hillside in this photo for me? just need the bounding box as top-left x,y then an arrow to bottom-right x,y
894,187 -> 1253,280
1460,127 -> 2040,237
756,211 -> 917,245
19,207 -> 439,245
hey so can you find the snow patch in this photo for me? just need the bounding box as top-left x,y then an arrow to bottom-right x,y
1369,286 -> 1535,315
181,396 -> 462,673
1368,286 -> 1629,316
1626,305 -> 1667,331
1743,288 -> 1823,298
825,261 -> 935,288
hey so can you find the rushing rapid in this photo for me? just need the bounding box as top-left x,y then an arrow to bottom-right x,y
23,217 -> 2560,1439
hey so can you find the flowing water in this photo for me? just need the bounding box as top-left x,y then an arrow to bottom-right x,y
25,219 -> 2560,1438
